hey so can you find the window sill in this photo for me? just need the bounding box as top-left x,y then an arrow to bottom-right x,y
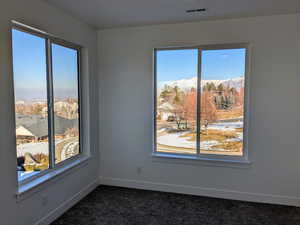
16,155 -> 90,202
151,152 -> 252,168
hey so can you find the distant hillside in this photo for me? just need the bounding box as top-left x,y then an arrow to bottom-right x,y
158,76 -> 244,92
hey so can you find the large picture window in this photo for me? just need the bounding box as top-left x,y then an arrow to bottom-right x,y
12,26 -> 81,182
154,44 -> 249,161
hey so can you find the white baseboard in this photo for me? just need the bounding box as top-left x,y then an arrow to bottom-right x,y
100,176 -> 300,207
35,178 -> 100,225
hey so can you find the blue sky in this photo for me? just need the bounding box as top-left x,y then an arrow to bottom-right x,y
12,29 -> 78,101
157,48 -> 246,82
52,43 -> 78,100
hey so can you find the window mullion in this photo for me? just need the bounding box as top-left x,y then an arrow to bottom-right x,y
77,49 -> 82,156
196,49 -> 202,155
46,38 -> 56,169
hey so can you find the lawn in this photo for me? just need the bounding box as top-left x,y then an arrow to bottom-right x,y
180,128 -> 242,153
180,129 -> 238,142
216,107 -> 243,120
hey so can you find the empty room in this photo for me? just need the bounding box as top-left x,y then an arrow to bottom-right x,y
1,0 -> 300,224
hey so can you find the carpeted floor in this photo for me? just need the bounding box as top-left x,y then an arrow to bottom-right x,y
51,185 -> 300,225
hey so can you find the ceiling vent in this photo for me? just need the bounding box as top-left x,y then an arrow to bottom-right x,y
186,8 -> 206,13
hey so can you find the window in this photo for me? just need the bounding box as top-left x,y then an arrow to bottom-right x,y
52,44 -> 80,164
12,25 -> 82,182
154,44 -> 248,161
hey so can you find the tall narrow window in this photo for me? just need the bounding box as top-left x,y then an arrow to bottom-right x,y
154,45 -> 248,161
156,49 -> 198,154
13,29 -> 49,180
12,26 -> 82,182
52,43 -> 80,164
200,49 -> 245,156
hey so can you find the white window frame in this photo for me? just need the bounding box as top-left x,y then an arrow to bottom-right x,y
11,21 -> 89,193
153,43 -> 251,164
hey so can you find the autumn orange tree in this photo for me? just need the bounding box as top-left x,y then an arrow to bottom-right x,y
201,90 -> 217,123
182,89 -> 197,130
234,87 -> 244,117
235,87 -> 244,106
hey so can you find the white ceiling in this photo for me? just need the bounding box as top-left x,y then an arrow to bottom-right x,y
45,0 -> 300,29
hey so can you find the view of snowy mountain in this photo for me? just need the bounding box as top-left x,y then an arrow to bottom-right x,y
158,76 -> 244,92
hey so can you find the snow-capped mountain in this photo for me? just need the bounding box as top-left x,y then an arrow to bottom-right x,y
158,76 -> 244,91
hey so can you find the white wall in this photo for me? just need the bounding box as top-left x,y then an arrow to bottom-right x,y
0,1 -> 99,225
98,14 -> 300,206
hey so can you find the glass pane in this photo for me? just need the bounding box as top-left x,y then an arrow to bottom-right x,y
200,48 -> 246,156
156,49 -> 198,154
51,43 -> 80,164
12,29 -> 49,181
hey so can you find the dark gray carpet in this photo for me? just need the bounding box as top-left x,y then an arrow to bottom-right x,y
51,185 -> 300,225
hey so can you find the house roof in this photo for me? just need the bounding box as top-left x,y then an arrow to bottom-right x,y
16,114 -> 78,138
16,114 -> 45,128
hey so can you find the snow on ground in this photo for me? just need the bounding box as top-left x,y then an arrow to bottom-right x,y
17,139 -> 67,157
17,142 -> 49,157
226,132 -> 243,142
207,121 -> 243,131
157,131 -> 196,148
157,121 -> 243,150
157,131 -> 220,150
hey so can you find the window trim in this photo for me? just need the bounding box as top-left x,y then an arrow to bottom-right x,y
17,155 -> 91,201
11,21 -> 86,187
153,43 -> 251,163
12,20 -> 82,50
